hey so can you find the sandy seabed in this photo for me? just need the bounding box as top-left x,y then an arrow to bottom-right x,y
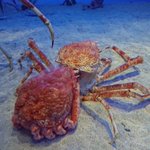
0,2 -> 150,150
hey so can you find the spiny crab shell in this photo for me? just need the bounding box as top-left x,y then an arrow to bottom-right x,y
57,41 -> 100,73
12,67 -> 78,140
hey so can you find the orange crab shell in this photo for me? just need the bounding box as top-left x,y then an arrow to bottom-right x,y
57,41 -> 100,73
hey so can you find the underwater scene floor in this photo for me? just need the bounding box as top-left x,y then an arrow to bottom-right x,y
0,2 -> 150,150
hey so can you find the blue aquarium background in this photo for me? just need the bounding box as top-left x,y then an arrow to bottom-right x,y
2,0 -> 150,5
0,0 -> 150,150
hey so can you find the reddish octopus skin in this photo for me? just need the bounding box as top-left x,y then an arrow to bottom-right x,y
12,67 -> 79,140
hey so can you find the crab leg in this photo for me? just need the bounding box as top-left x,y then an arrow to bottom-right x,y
111,46 -> 140,70
83,89 -> 149,101
98,45 -> 132,74
28,38 -> 53,68
71,83 -> 80,126
92,82 -> 150,95
18,51 -> 46,72
97,98 -> 118,143
20,0 -> 54,47
20,66 -> 33,84
64,83 -> 80,129
97,58 -> 112,74
82,96 -> 118,143
97,56 -> 143,83
105,46 -> 140,70
108,46 -> 131,62
18,51 -> 47,86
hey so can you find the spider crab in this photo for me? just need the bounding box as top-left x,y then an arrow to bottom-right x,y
56,40 -> 150,141
12,40 -> 150,142
12,0 -> 79,141
12,0 -> 150,143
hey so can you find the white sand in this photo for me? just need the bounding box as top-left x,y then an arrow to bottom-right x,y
0,2 -> 150,150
